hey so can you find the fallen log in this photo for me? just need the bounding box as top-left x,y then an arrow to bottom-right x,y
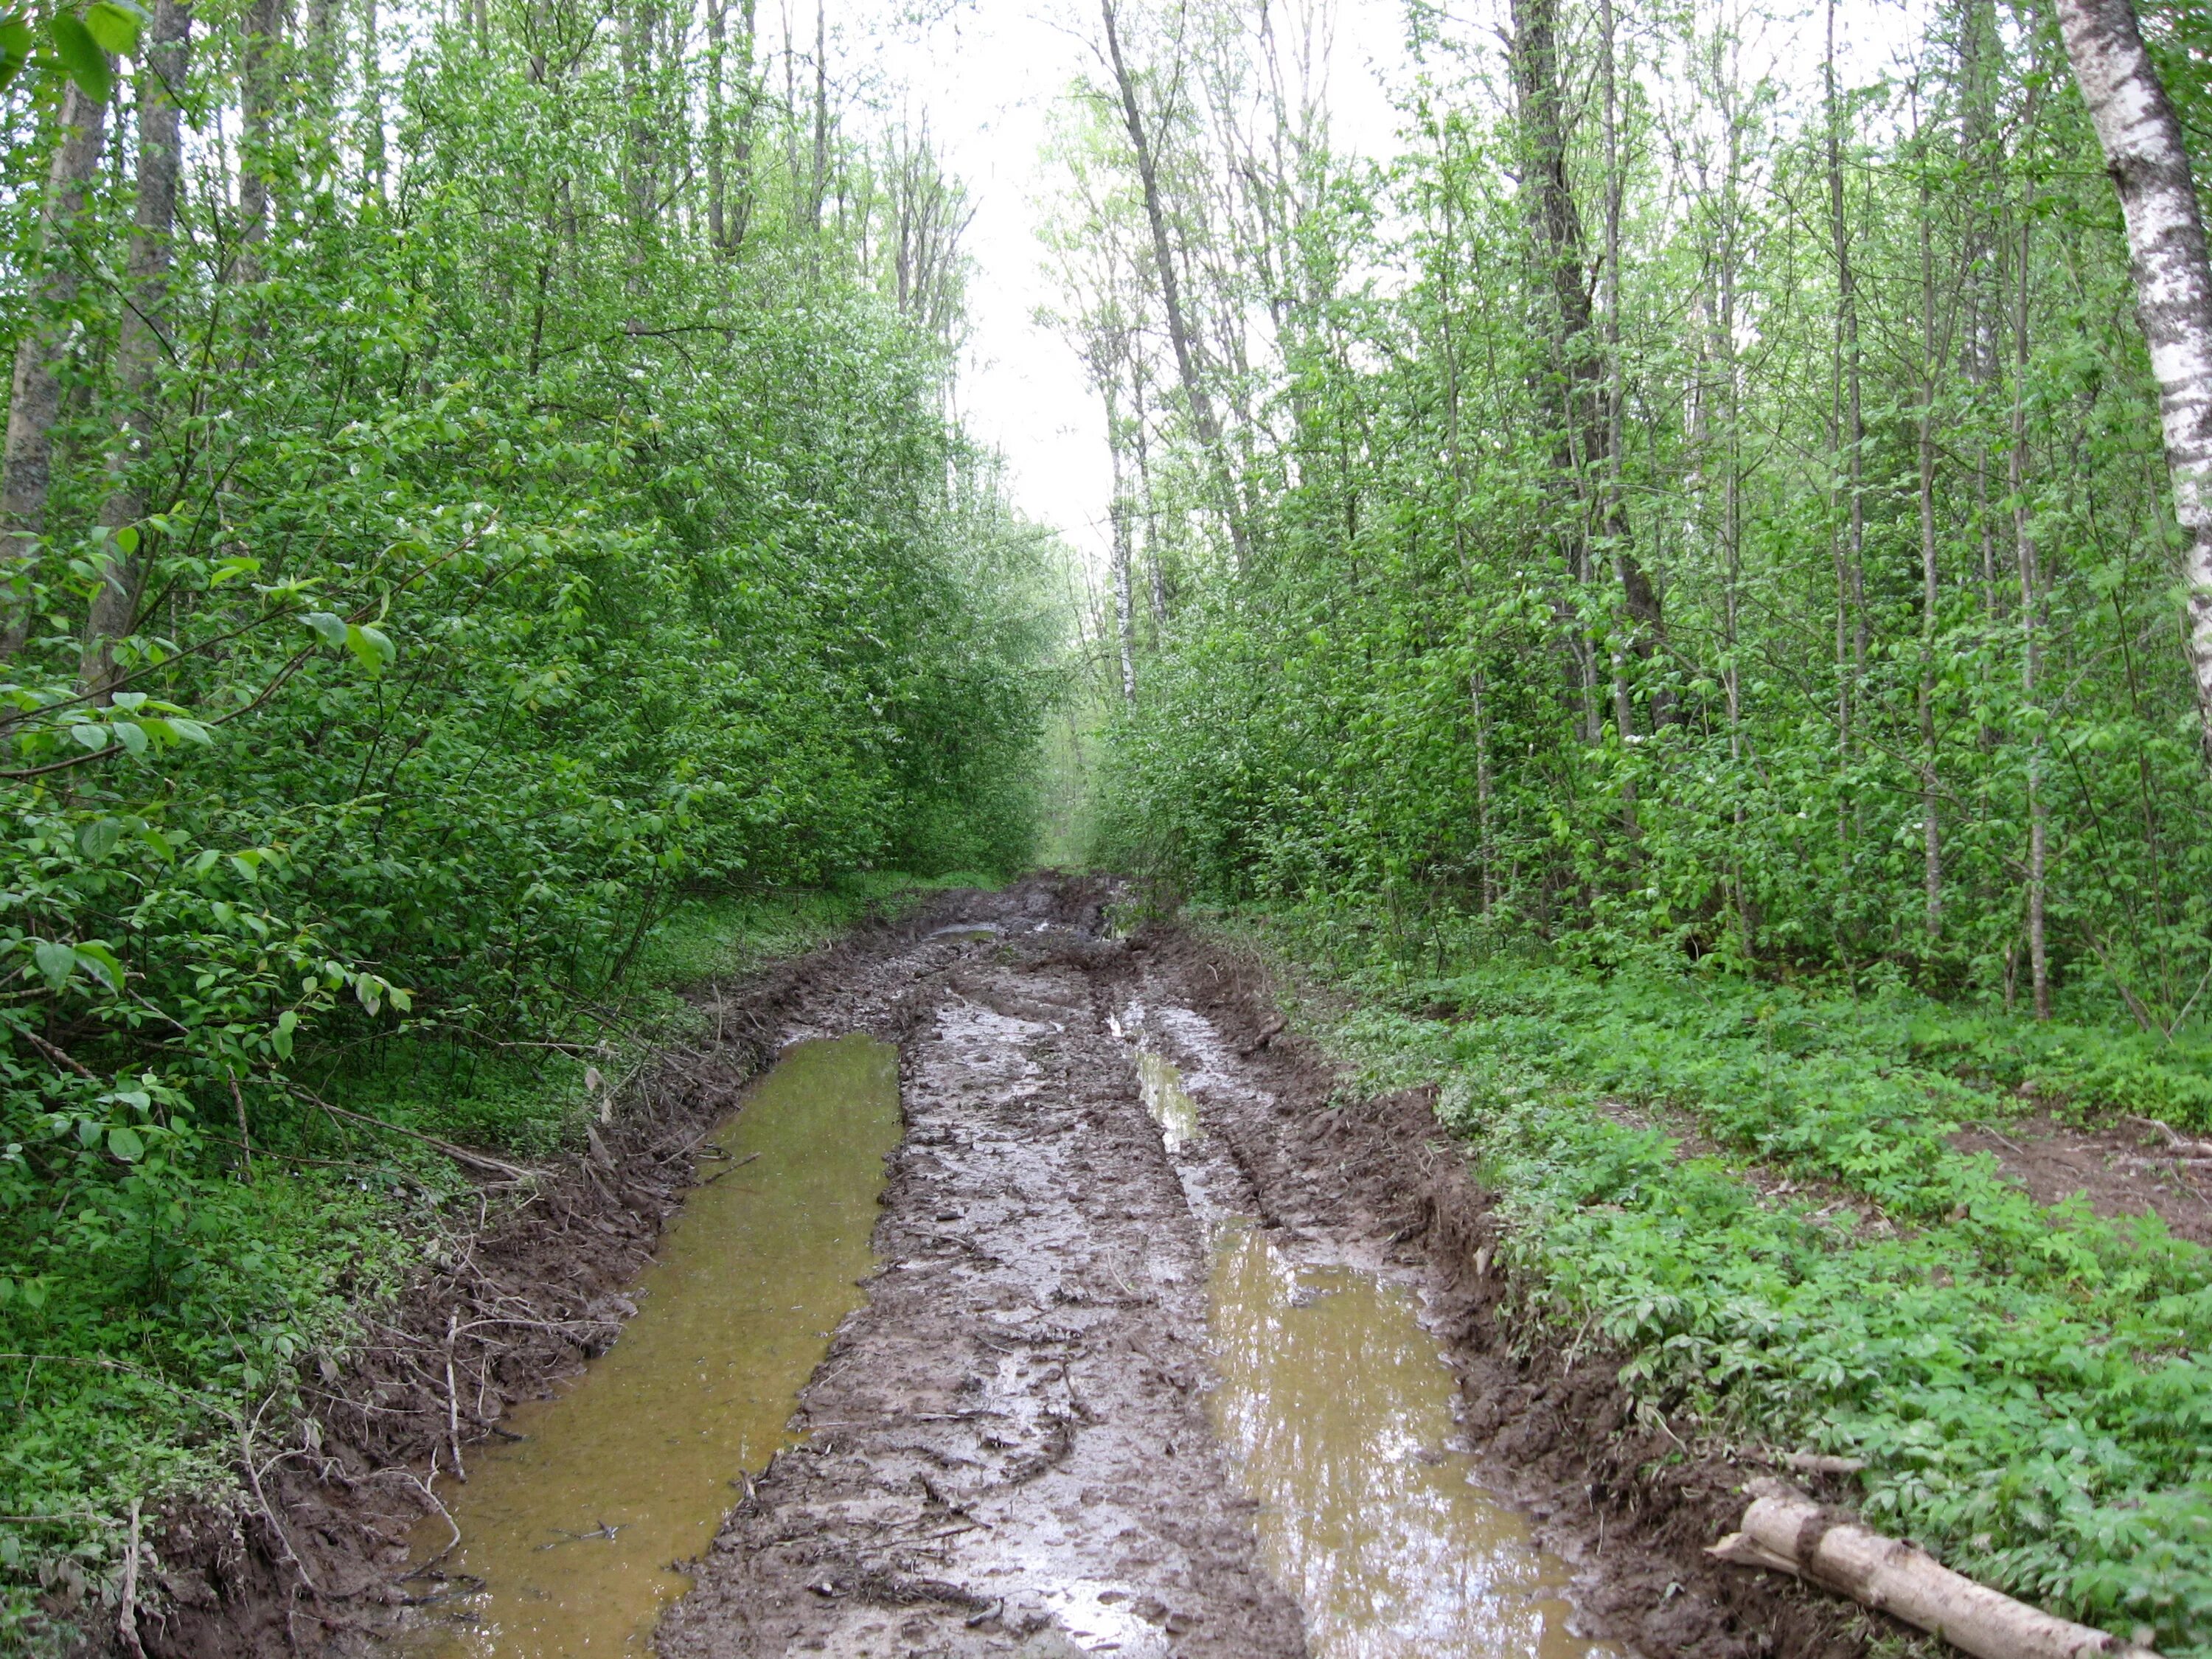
1711,1486 -> 2158,1659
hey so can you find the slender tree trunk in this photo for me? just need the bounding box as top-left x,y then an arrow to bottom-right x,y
809,0 -> 827,236
83,0 -> 195,696
1470,667 -> 1497,912
1,83 -> 111,655
1099,0 -> 1250,571
2013,212 -> 2051,1020
1826,0 -> 1867,681
729,0 -> 757,250
1133,351 -> 1166,628
1599,0 -> 1638,753
238,0 -> 282,281
2056,0 -> 2212,765
1918,135 -> 1944,945
706,0 -> 727,251
1104,355 -> 1138,705
362,0 -> 387,195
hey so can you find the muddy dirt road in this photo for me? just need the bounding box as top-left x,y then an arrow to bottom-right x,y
168,877 -> 1866,1658
661,910 -> 1311,1656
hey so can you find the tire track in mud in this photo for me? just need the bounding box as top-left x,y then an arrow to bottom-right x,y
658,885 -> 1877,1659
659,931 -> 1306,1657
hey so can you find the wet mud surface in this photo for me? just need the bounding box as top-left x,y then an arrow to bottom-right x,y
146,876 -> 1895,1658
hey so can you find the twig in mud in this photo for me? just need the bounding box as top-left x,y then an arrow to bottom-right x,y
117,1498 -> 146,1659
698,1151 -> 763,1186
378,1466 -> 461,1571
240,1418 -> 321,1597
444,1312 -> 467,1482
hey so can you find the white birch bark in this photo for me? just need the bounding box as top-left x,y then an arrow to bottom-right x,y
2056,0 -> 2212,761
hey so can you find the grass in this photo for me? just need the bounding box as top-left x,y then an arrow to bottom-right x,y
1211,904 -> 2212,1655
0,873 -> 995,1650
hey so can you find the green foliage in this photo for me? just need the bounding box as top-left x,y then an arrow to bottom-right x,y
1245,914 -> 2212,1650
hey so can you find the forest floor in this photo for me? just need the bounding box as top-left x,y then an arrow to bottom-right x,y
140,872 -> 1922,1659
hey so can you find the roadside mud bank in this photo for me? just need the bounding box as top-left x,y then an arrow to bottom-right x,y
136,874 -> 1883,1657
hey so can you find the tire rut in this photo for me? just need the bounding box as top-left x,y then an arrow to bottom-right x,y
658,931 -> 1305,1658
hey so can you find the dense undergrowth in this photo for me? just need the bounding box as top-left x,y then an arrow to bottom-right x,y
1211,902 -> 2212,1654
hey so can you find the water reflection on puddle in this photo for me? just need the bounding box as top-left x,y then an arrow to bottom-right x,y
1137,1048 -> 1203,1150
1207,1222 -> 1613,1658
400,1033 -> 902,1658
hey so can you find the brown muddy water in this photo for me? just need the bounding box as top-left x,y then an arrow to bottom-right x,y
1206,1222 -> 1609,1658
1127,1023 -> 1613,1659
402,987 -> 1604,1657
401,1033 -> 902,1658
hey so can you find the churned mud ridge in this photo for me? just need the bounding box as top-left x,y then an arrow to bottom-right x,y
659,920 -> 1304,1658
139,882 -> 1053,1659
1129,923 -> 1908,1659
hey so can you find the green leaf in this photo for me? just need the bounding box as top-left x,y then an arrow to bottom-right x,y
111,719 -> 147,755
0,17 -> 33,87
272,1009 -> 297,1058
81,1 -> 139,54
32,940 -> 77,988
73,942 -> 122,989
49,13 -> 110,102
77,818 -> 123,859
112,523 -> 139,557
347,623 -> 396,672
302,611 -> 349,646
69,722 -> 110,751
106,1125 -> 145,1162
164,716 -> 212,745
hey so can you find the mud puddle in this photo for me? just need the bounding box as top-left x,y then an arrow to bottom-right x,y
1124,1017 -> 1610,1658
1206,1222 -> 1608,1658
401,1032 -> 902,1658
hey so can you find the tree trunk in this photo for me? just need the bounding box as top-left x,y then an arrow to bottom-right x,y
83,0 -> 195,697
238,0 -> 282,280
1105,362 -> 1138,705
2056,0 -> 2212,765
1,82 -> 111,655
2014,212 -> 2051,1020
706,0 -> 726,251
361,0 -> 387,195
1917,128 -> 1944,945
1099,0 -> 1250,571
1511,0 -> 1661,754
1826,0 -> 1868,686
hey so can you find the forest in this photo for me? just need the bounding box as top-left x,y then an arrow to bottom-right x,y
4,0 -> 2212,1649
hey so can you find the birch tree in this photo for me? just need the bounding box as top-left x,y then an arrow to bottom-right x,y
2056,0 -> 2212,765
